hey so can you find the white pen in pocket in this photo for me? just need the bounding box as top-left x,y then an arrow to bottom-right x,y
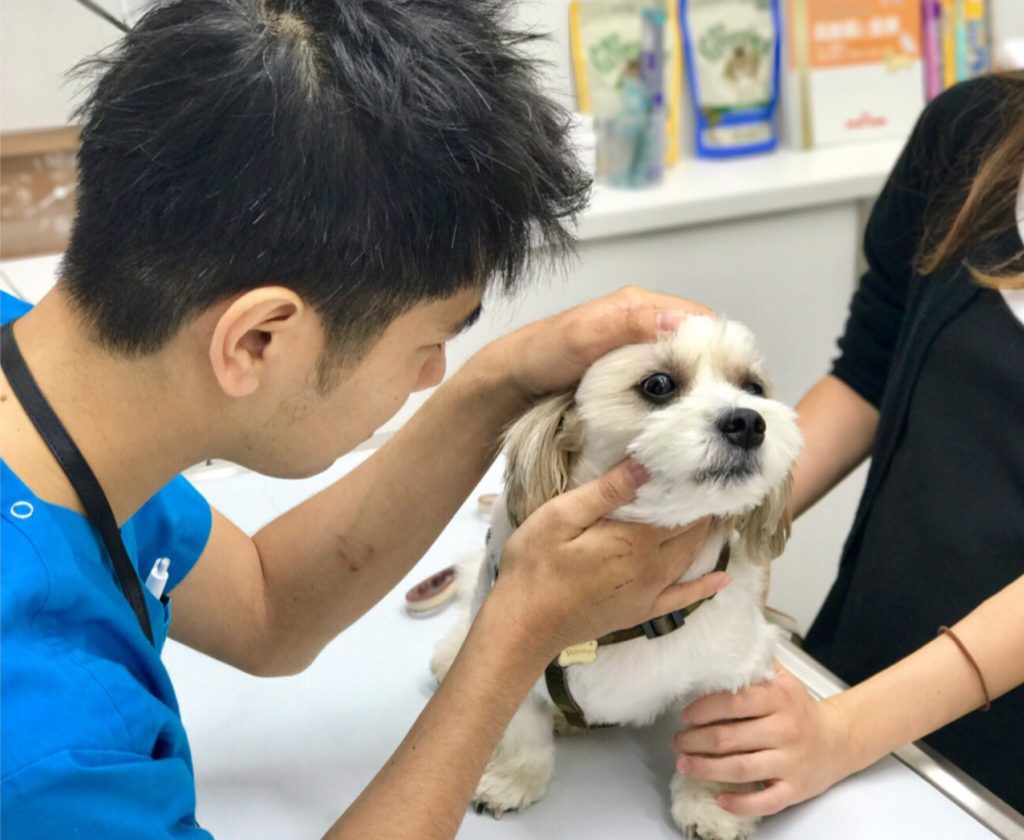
145,557 -> 171,600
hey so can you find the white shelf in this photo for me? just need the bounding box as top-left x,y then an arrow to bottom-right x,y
577,139 -> 905,242
0,142 -> 906,282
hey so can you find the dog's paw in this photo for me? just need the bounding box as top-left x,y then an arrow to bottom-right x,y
672,814 -> 756,840
472,798 -> 518,820
470,754 -> 553,819
670,776 -> 759,840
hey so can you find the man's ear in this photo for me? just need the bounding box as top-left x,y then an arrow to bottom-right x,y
209,288 -> 307,398
502,391 -> 582,527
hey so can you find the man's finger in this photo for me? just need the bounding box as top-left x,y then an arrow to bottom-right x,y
657,516 -> 713,549
658,517 -> 713,579
609,286 -> 714,320
572,303 -> 705,369
546,459 -> 649,533
599,518 -> 703,550
595,307 -> 687,351
648,572 -> 730,618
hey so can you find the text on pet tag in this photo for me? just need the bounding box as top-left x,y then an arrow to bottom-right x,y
558,639 -> 598,666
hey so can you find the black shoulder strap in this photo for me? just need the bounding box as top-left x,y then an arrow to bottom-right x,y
545,659 -> 591,729
1,321 -> 154,645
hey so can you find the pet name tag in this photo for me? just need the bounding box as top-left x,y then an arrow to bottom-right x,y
558,639 -> 598,666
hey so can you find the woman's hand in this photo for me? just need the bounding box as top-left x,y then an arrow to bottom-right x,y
490,459 -> 729,661
672,663 -> 858,817
485,286 -> 711,406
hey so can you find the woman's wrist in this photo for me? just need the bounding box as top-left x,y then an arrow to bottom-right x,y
819,692 -> 877,779
822,638 -> 967,779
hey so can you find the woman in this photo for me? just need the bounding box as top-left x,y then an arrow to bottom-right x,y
673,72 -> 1024,815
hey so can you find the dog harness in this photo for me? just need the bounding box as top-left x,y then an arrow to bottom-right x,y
544,542 -> 732,730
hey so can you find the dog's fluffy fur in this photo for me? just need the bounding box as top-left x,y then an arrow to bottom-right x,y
431,316 -> 803,839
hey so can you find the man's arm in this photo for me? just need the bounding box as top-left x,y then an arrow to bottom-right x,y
673,574 -> 1024,816
323,593 -> 547,839
170,288 -> 710,675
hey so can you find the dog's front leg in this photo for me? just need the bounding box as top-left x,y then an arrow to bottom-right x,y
472,691 -> 556,818
670,770 -> 760,839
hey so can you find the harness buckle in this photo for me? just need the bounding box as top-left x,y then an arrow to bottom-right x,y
641,610 -> 687,640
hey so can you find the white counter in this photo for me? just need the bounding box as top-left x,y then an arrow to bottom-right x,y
579,140 -> 902,242
163,449 -> 1022,840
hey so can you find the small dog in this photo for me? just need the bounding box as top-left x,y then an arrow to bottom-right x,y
432,315 -> 803,839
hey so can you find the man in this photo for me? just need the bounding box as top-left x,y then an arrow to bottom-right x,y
0,1 -> 721,837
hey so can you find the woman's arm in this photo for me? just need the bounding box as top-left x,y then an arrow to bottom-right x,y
789,374 -> 879,519
672,573 -> 1024,816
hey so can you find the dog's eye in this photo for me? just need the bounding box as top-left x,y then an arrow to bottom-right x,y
638,373 -> 677,403
742,380 -> 765,397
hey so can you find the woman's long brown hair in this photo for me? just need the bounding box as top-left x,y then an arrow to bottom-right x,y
917,71 -> 1024,289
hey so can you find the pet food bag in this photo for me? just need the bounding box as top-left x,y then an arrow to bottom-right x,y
570,0 -> 683,184
680,0 -> 782,157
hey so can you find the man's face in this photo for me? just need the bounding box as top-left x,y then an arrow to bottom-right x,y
244,289 -> 484,478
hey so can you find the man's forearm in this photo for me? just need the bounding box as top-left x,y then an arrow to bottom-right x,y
323,597 -> 550,839
251,344 -> 528,664
829,574 -> 1024,776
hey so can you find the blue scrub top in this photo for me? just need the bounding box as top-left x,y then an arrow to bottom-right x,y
1,291 -> 215,837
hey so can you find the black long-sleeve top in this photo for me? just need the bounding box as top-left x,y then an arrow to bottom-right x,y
804,78 -> 1024,812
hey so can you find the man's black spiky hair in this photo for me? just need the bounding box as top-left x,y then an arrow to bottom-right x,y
62,0 -> 590,357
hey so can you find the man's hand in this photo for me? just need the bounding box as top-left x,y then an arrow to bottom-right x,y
487,286 -> 712,404
671,663 -> 855,817
490,459 -> 728,661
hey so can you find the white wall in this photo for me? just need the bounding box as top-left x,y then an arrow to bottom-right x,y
2,1 -> 115,132
994,0 -> 1024,45
4,0 -> 1023,132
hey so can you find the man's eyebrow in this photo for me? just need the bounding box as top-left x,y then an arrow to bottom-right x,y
450,304 -> 483,336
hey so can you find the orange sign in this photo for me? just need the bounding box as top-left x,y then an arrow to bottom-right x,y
790,0 -> 921,69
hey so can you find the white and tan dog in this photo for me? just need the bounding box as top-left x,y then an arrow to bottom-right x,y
432,315 -> 803,839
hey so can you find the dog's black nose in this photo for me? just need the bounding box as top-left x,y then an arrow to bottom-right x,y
717,408 -> 766,450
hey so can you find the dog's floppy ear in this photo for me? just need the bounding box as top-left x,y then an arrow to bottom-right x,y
502,391 -> 582,527
736,473 -> 793,562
